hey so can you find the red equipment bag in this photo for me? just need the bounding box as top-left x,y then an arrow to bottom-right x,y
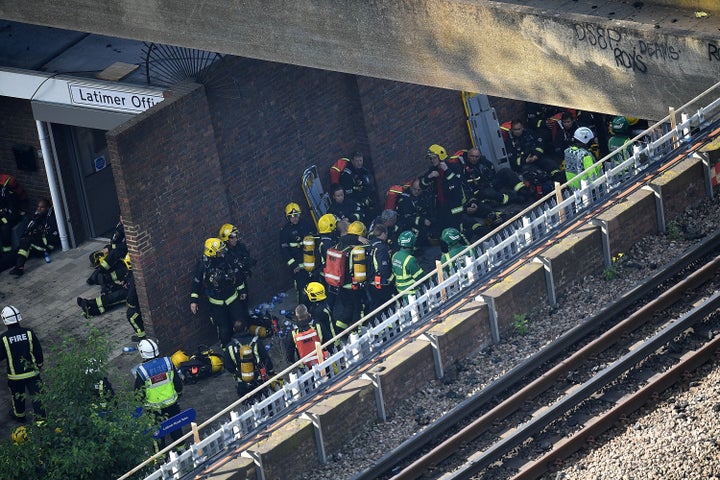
323,247 -> 347,287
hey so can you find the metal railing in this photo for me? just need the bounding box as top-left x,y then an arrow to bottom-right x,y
127,81 -> 720,480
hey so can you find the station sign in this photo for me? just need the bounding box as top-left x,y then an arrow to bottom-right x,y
68,82 -> 164,114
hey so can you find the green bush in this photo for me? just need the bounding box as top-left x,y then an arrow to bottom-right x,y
0,328 -> 157,480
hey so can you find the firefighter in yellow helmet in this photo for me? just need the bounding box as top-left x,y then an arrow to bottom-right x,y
420,144 -> 468,232
333,220 -> 369,333
279,202 -> 315,304
218,223 -> 255,327
190,238 -> 247,348
316,214 -> 340,309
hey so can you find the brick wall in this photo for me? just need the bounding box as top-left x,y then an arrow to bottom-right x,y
107,59 -> 471,352
108,82 -> 228,350
0,97 -> 50,207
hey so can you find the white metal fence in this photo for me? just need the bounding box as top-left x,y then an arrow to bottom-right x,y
126,82 -> 720,480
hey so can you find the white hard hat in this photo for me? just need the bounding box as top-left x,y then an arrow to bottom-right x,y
1,305 -> 22,326
138,339 -> 160,359
573,126 -> 595,145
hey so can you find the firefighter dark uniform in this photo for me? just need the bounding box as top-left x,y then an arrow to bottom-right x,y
304,282 -> 337,351
279,203 -> 315,305
392,231 -> 424,296
219,223 -> 255,329
77,258 -> 130,318
134,339 -> 184,450
396,179 -> 436,247
10,198 -> 60,276
340,153 -> 378,222
223,334 -> 276,399
504,120 -> 563,184
125,268 -> 146,341
368,227 -> 395,313
0,174 -> 25,254
190,238 -> 246,348
420,144 -> 468,231
0,305 -> 45,422
316,214 -> 340,310
334,221 -> 369,333
86,219 -> 127,285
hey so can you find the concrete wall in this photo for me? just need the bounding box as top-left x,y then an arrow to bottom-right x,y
218,154 -> 711,479
3,1 -> 719,121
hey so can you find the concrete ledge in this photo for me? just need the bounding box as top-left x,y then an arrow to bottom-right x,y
304,377 -> 376,460
425,303 -> 492,367
366,339 -> 434,413
540,224 -> 603,294
200,453 -> 256,480
651,157 -> 705,224
246,417 -> 317,479
482,261 -> 546,338
596,187 -> 657,257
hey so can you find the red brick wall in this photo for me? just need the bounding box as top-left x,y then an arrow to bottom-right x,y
108,59 -> 470,352
108,82 -> 228,350
0,97 -> 51,206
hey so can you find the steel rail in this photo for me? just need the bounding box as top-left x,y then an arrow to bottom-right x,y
441,289 -> 720,480
513,329 -> 720,479
351,231 -> 720,480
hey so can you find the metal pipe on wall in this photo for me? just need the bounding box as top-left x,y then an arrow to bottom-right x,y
35,120 -> 70,251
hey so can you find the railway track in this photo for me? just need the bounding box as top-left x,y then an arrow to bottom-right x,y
352,231 -> 720,480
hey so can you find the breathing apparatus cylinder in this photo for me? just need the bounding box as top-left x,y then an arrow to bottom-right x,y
248,324 -> 269,338
351,245 -> 367,285
239,345 -> 256,383
303,235 -> 316,272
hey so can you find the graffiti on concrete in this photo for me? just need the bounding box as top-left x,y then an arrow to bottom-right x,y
710,43 -> 720,61
573,23 -> 683,74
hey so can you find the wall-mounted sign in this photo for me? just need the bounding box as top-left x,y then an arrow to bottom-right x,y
94,155 -> 107,172
68,83 -> 164,114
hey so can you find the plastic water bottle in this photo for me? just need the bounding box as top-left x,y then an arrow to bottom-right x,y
122,346 -> 136,353
264,343 -> 273,352
44,252 -> 51,263
277,292 -> 287,299
280,309 -> 292,317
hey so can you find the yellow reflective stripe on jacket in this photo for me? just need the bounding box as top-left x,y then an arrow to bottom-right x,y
3,332 -> 40,380
208,291 -> 239,305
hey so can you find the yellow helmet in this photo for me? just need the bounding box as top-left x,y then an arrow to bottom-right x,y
427,144 -> 448,161
304,281 -> 327,302
170,350 -> 190,368
218,223 -> 238,242
11,425 -> 28,445
122,253 -> 132,270
204,238 -> 226,258
285,202 -> 301,218
625,116 -> 639,125
209,353 -> 224,374
347,220 -> 366,236
317,214 -> 337,234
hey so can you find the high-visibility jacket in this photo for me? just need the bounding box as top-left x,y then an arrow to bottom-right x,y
564,146 -> 601,190
0,325 -> 43,380
391,249 -> 424,295
136,357 -> 179,409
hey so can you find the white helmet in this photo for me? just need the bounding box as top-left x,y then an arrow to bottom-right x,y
573,126 -> 594,145
1,305 -> 22,326
138,339 -> 159,359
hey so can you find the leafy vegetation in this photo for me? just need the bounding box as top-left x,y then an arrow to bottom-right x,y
0,328 -> 157,480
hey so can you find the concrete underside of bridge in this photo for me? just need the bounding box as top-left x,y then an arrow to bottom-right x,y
1,0 -> 719,120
